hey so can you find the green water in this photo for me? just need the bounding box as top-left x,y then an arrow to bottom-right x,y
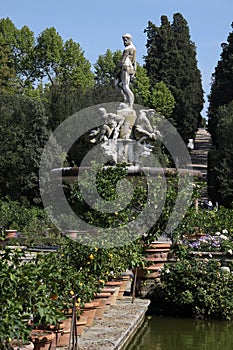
125,316 -> 233,350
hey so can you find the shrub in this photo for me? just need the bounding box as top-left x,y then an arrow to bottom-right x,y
154,258 -> 233,320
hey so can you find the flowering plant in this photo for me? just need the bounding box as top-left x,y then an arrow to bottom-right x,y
180,229 -> 233,254
188,230 -> 233,254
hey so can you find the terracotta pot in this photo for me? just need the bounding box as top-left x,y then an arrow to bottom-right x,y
135,267 -> 147,279
80,302 -> 98,327
78,311 -> 87,323
76,320 -> 87,336
187,233 -> 206,241
105,280 -> 123,287
11,341 -> 34,350
54,316 -> 77,347
32,324 -> 64,350
118,276 -> 130,299
68,311 -> 87,336
30,330 -> 55,350
60,317 -> 72,332
101,287 -> 120,305
91,300 -> 106,320
93,292 -> 111,317
64,230 -> 79,239
5,229 -> 18,239
56,330 -> 70,347
94,292 -> 112,312
105,281 -> 124,299
50,330 -> 62,350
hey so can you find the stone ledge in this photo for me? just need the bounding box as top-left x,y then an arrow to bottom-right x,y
77,297 -> 150,350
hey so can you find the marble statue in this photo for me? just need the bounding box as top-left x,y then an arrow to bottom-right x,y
134,109 -> 161,147
89,105 -> 161,164
114,33 -> 136,109
88,34 -> 161,164
89,107 -> 125,143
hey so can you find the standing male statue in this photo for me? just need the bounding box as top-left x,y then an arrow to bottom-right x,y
114,33 -> 136,109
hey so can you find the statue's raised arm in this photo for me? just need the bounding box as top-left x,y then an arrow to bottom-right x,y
114,33 -> 136,109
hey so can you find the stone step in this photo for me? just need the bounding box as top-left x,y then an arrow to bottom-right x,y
145,255 -> 176,261
189,128 -> 212,200
149,242 -> 171,249
144,271 -> 160,279
145,248 -> 170,253
146,262 -> 165,271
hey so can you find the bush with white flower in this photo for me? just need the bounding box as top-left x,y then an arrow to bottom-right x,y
188,230 -> 233,254
154,258 -> 233,320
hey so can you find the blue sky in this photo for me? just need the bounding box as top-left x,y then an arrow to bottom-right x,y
2,0 -> 233,117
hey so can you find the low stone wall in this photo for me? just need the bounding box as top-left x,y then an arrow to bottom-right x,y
78,297 -> 150,350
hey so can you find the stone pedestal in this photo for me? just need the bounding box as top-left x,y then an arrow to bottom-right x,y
100,139 -> 153,165
117,107 -> 136,139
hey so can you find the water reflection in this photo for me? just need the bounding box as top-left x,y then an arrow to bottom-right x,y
125,316 -> 233,350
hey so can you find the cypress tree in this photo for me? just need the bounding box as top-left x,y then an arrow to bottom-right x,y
144,13 -> 204,142
208,100 -> 233,207
208,22 -> 233,146
207,24 -> 233,207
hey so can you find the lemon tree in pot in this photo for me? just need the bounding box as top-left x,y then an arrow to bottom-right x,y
0,247 -> 33,350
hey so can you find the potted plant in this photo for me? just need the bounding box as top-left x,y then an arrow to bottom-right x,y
0,247 -> 34,350
0,310 -> 33,350
0,247 -> 61,350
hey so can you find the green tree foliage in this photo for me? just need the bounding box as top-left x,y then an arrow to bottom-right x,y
0,95 -> 49,203
208,101 -> 233,207
35,29 -> 94,90
0,43 -> 16,93
0,18 -> 95,127
0,17 -> 35,94
35,27 -> 63,85
208,23 -> 233,146
94,48 -> 174,111
144,13 -> 204,142
94,49 -> 122,85
93,49 -> 125,104
47,82 -> 90,130
36,29 -> 95,129
131,65 -> 151,106
149,81 -> 175,118
207,24 -> 233,207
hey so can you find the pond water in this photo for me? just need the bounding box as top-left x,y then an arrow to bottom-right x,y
124,315 -> 233,350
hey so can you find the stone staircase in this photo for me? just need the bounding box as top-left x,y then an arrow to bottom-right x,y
137,241 -> 176,297
189,128 -> 212,199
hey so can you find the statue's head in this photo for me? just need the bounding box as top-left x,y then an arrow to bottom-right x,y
98,107 -> 106,114
117,102 -> 128,110
122,33 -> 132,46
147,109 -> 155,118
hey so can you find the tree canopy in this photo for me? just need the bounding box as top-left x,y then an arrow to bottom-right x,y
144,13 -> 204,142
207,23 -> 233,207
0,95 -> 49,203
208,22 -> 233,146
